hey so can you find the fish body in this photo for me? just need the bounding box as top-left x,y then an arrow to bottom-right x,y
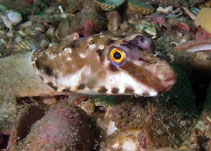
32,33 -> 176,96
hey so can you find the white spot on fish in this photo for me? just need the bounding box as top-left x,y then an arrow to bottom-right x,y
63,47 -> 72,54
79,53 -> 86,58
111,37 -> 119,40
87,37 -> 93,42
43,78 -> 49,83
66,57 -> 72,61
97,71 -> 157,96
89,44 -> 96,49
158,74 -> 165,80
107,121 -> 118,135
48,54 -> 57,59
57,86 -> 65,92
131,60 -> 144,66
98,45 -> 105,50
56,66 -> 91,90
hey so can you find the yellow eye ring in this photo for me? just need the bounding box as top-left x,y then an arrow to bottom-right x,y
110,48 -> 125,64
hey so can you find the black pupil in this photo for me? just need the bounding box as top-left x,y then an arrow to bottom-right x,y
113,51 -> 121,59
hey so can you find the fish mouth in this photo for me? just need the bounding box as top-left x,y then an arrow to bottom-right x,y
160,69 -> 177,92
147,60 -> 177,92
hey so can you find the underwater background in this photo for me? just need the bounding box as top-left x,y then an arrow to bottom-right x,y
0,0 -> 210,150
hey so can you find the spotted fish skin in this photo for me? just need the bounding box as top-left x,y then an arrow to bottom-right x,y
32,33 -> 176,96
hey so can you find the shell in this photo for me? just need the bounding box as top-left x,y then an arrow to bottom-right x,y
94,0 -> 125,11
128,0 -> 153,15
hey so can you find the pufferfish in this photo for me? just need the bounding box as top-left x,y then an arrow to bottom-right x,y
32,33 -> 176,97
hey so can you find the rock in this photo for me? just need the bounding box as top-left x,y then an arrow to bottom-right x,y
6,11 -> 22,25
8,103 -> 95,151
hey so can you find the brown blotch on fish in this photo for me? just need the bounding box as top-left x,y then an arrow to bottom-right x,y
68,40 -> 80,49
96,49 -> 103,56
138,57 -> 151,64
142,91 -> 150,97
62,88 -> 71,92
106,39 -> 115,45
35,60 -> 41,70
96,49 -> 105,62
120,61 -> 166,92
111,87 -> 119,94
89,39 -> 95,45
115,35 -> 127,38
124,87 -> 134,94
109,63 -> 119,72
39,75 -> 44,81
78,84 -> 86,90
121,43 -> 135,50
43,65 -> 53,76
47,82 -> 58,91
98,86 -> 107,93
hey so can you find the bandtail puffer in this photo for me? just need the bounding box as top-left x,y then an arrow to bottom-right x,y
32,33 -> 176,97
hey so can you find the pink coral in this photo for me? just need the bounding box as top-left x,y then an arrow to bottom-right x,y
196,28 -> 211,40
177,22 -> 190,31
152,15 -> 167,28
83,19 -> 101,37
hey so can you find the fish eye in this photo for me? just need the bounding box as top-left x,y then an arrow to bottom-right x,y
110,48 -> 125,64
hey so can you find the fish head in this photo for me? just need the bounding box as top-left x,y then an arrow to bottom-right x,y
96,34 -> 177,96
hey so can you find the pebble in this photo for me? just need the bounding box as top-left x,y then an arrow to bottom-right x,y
6,11 -> 22,25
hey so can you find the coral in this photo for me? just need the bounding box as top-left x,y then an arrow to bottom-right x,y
83,18 -> 101,36
152,15 -> 167,28
196,28 -> 211,40
177,22 -> 190,31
